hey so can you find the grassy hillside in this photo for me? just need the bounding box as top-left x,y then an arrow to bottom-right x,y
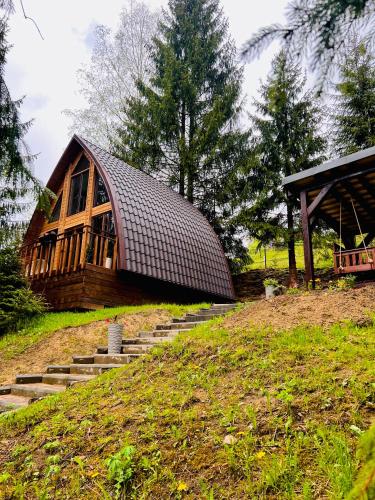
0,303 -> 207,361
0,296 -> 374,499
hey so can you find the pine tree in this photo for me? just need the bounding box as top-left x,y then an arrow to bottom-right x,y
332,40 -> 375,155
0,16 -> 49,246
114,0 -> 250,262
239,52 -> 326,286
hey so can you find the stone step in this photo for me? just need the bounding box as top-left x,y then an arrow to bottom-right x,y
46,365 -> 71,374
184,314 -> 221,321
196,310 -> 225,316
138,330 -> 180,338
171,318 -> 187,323
122,338 -> 165,345
0,394 -> 30,412
156,321 -> 204,331
15,374 -> 43,384
69,363 -> 125,375
72,355 -> 95,364
97,344 -> 154,354
0,386 -> 12,395
42,373 -> 96,386
93,354 -> 141,365
211,303 -> 236,309
9,383 -> 66,399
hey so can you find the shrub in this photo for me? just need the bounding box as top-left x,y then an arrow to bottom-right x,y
328,275 -> 357,292
263,278 -> 280,287
0,246 -> 46,335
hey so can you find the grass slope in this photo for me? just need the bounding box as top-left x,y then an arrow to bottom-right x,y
246,240 -> 332,270
0,303 -> 207,361
0,309 -> 374,498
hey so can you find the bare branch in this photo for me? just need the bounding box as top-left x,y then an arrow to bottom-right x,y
19,0 -> 44,40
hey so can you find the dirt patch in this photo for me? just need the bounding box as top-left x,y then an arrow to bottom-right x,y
0,310 -> 170,385
224,284 -> 375,331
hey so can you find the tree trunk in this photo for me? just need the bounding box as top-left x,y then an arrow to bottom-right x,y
287,202 -> 298,288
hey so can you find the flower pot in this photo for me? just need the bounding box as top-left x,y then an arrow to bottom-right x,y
105,257 -> 112,269
265,285 -> 278,299
108,323 -> 123,354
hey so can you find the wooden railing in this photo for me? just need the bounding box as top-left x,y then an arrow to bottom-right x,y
21,225 -> 118,280
334,246 -> 375,274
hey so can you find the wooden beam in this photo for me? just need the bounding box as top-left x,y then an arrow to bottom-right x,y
301,191 -> 314,287
307,182 -> 334,217
342,180 -> 374,221
292,164 -> 375,194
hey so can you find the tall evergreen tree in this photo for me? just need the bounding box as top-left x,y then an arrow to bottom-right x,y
242,0 -> 375,85
114,0 -> 250,262
0,14 -> 49,246
238,52 -> 326,286
332,40 -> 375,155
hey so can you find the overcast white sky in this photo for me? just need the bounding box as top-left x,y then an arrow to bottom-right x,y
5,0 -> 288,184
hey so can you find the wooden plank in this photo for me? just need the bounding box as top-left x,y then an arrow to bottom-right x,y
73,232 -> 81,272
42,244 -> 50,278
301,190 -> 314,287
79,226 -> 89,268
112,240 -> 118,270
67,234 -> 75,272
93,234 -> 99,266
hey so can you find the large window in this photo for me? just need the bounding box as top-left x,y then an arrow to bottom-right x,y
93,171 -> 110,206
68,155 -> 90,216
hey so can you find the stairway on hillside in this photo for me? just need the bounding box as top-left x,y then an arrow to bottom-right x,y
0,304 -> 236,413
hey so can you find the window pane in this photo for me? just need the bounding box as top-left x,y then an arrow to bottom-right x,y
50,194 -> 62,222
94,172 -> 110,206
68,169 -> 89,216
69,176 -> 81,215
73,155 -> 90,174
79,170 -> 89,212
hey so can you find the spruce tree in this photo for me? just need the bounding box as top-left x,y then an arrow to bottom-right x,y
242,0 -> 375,84
114,0 -> 250,262
239,52 -> 326,286
332,40 -> 375,155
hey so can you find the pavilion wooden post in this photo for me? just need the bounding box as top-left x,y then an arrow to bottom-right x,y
301,190 -> 315,288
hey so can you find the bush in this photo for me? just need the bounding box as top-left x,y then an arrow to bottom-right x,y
0,246 -> 46,335
263,278 -> 280,287
328,275 -> 357,292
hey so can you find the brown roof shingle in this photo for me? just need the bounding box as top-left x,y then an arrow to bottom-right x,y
78,136 -> 234,300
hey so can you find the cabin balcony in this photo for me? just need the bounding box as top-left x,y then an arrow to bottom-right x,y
21,225 -> 118,281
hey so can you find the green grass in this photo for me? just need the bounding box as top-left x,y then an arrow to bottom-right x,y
0,306 -> 374,498
0,303 -> 208,361
246,240 -> 332,270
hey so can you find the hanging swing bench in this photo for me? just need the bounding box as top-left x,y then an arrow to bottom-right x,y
333,198 -> 375,274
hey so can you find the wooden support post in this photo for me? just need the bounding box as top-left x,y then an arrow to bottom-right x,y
301,190 -> 315,288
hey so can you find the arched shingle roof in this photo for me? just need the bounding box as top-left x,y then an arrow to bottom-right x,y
76,136 -> 235,300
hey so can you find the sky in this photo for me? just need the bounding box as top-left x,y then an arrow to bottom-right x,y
5,0 -> 289,184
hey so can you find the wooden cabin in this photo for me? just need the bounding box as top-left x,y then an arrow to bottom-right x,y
283,146 -> 375,285
22,135 -> 235,310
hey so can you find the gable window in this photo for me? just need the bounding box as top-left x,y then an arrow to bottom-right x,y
68,155 -> 90,216
93,171 -> 110,206
49,194 -> 62,222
